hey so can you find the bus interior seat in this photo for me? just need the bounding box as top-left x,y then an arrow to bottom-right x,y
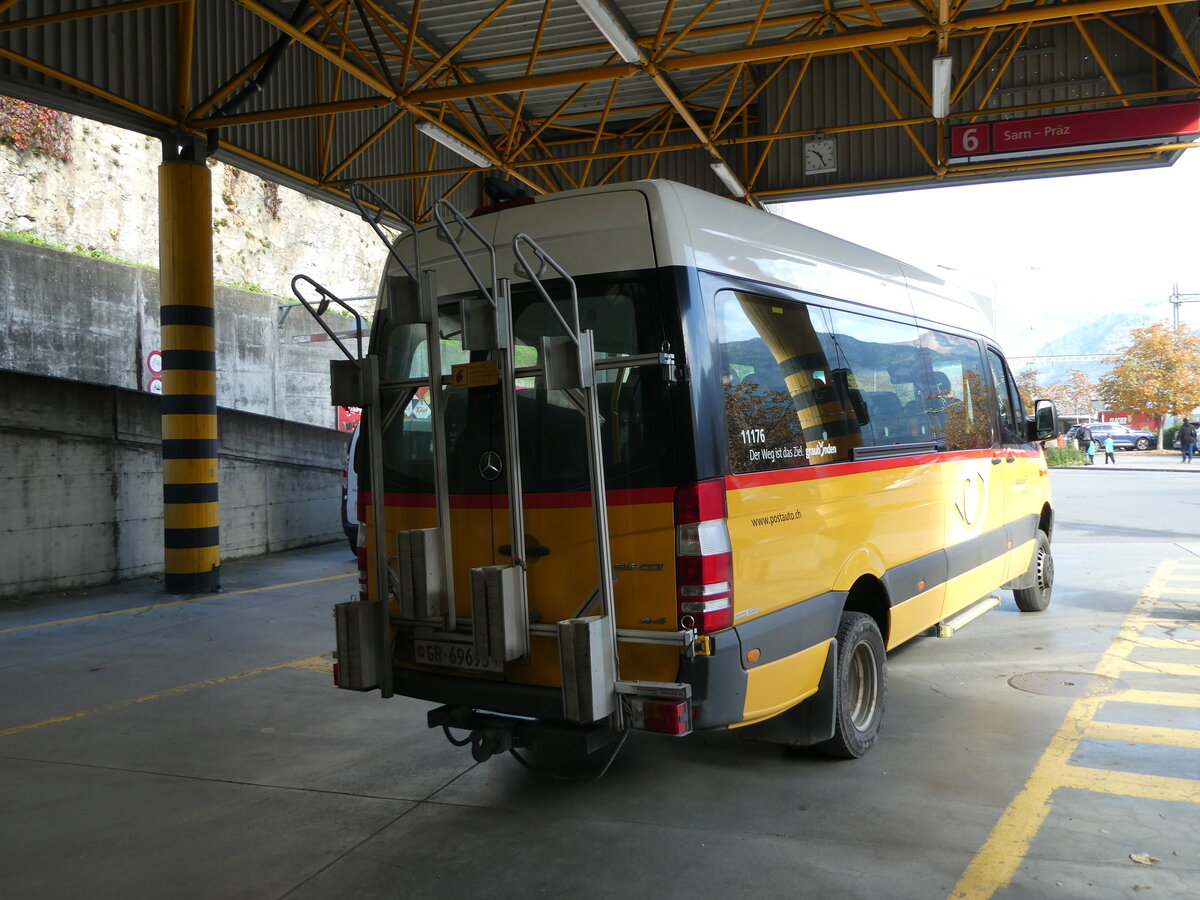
865,390 -> 905,442
928,372 -> 954,404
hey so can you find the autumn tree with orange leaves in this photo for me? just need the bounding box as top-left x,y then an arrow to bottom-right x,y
1097,322 -> 1200,449
1044,368 -> 1098,420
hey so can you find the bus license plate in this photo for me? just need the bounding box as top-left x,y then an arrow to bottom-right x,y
413,638 -> 503,673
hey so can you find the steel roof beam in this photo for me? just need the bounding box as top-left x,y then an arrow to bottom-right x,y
404,0 -> 1187,107
0,0 -> 184,33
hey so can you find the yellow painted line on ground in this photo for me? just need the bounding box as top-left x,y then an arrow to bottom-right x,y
1149,599 -> 1200,610
1083,719 -> 1200,749
1129,617 -> 1200,630
0,573 -> 354,635
948,559 -> 1175,900
1124,636 -> 1200,651
1059,765 -> 1200,803
1155,587 -> 1200,595
1107,688 -> 1200,709
0,654 -> 332,738
1118,658 -> 1200,677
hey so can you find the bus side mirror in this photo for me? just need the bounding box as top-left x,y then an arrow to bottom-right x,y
1030,398 -> 1059,442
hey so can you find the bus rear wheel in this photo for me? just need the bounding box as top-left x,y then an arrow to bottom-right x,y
817,611 -> 886,759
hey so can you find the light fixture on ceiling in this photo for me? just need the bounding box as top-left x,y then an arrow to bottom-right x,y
575,0 -> 642,64
710,160 -> 746,198
932,55 -> 953,120
415,120 -> 493,168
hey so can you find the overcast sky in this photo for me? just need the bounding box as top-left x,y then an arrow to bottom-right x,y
776,148 -> 1200,358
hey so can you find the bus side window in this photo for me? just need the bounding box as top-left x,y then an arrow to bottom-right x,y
986,348 -> 1027,445
917,331 -> 995,450
818,308 -> 927,446
717,291 -> 853,473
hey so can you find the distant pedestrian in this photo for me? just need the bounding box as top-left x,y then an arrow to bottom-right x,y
1103,435 -> 1116,465
1076,424 -> 1092,452
1086,439 -> 1096,465
1179,419 -> 1197,463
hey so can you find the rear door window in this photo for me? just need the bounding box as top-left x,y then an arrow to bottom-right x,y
508,274 -> 668,492
376,271 -> 674,494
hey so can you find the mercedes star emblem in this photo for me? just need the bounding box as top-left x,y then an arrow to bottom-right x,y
479,450 -> 503,481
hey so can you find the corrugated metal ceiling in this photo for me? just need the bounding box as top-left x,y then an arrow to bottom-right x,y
0,0 -> 1197,219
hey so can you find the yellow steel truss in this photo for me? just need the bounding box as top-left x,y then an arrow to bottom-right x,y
0,0 -> 1196,217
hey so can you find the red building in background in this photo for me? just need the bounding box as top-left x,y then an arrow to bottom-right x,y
1099,410 -> 1161,432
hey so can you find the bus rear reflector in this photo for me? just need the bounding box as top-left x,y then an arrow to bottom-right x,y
629,698 -> 692,735
674,480 -> 733,633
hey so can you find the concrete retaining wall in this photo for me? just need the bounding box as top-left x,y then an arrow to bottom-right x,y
0,369 -> 348,599
0,237 -> 362,429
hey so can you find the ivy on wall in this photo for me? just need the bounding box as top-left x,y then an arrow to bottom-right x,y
0,96 -> 73,162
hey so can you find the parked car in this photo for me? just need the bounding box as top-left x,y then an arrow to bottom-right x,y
1079,422 -> 1155,451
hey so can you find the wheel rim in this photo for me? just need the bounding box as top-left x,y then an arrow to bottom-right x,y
847,641 -> 880,730
1035,545 -> 1054,592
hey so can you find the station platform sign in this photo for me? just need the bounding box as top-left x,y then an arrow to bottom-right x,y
951,101 -> 1200,159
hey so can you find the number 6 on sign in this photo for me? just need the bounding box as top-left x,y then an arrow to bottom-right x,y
951,124 -> 990,157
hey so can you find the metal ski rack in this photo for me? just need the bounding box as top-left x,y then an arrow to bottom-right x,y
292,182 -> 460,699
509,233 -> 626,729
290,272 -> 397,697
430,199 -> 529,667
347,183 -> 455,638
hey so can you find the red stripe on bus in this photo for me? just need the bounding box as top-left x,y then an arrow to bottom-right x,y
520,487 -> 675,508
373,492 -> 493,509
724,446 -> 1036,490
368,487 -> 675,510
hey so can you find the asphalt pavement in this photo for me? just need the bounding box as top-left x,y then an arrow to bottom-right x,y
3,471 -> 1200,899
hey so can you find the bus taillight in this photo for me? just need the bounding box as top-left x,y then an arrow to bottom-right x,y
674,479 -> 733,633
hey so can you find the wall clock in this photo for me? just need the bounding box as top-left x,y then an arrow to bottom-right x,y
804,138 -> 837,174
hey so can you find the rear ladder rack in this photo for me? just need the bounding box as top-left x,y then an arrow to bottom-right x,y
303,185 -> 692,732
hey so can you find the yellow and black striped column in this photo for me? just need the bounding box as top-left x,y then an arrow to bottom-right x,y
159,154 -> 220,594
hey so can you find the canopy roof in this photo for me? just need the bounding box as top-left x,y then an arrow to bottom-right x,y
1,0 -> 1197,220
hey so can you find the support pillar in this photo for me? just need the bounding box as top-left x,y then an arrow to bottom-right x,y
159,142 -> 219,593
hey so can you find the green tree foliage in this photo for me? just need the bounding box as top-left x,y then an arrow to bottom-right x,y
1097,322 -> 1200,449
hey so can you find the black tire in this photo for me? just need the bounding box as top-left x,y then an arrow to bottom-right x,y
1135,437 -> 1151,451
817,612 -> 886,759
1013,529 -> 1053,612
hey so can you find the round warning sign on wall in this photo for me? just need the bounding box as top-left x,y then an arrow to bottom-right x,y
146,350 -> 163,375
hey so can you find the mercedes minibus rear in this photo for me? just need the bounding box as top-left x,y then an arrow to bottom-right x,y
330,179 -> 1058,771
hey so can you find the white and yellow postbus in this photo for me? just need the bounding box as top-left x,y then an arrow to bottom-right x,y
328,179 -> 1059,769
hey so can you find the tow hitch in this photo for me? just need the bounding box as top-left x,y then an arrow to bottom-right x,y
466,724 -> 516,762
